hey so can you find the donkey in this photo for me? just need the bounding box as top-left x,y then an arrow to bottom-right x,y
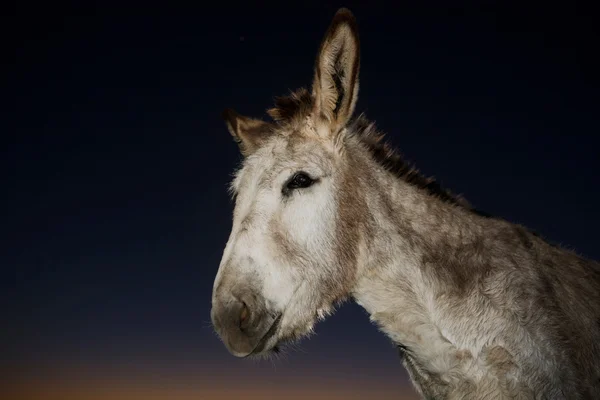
210,8 -> 600,399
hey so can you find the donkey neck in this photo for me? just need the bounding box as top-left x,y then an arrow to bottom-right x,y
349,145 -> 491,372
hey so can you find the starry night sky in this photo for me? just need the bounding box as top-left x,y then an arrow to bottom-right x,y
3,1 -> 599,398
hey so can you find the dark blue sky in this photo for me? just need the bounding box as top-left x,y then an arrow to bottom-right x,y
3,0 -> 599,396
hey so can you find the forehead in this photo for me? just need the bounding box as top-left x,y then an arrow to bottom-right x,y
231,131 -> 336,192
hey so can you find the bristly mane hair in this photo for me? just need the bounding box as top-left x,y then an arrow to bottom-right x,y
267,88 -> 489,216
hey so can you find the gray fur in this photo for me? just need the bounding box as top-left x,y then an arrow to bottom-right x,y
212,8 -> 600,399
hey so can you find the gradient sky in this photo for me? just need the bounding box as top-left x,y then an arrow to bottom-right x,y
3,1 -> 599,398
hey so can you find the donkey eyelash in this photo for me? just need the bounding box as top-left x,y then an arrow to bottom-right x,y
282,172 -> 317,195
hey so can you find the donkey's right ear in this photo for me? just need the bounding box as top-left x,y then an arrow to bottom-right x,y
222,108 -> 273,156
312,8 -> 360,135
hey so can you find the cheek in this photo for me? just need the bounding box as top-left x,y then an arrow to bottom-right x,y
260,261 -> 299,310
280,187 -> 337,256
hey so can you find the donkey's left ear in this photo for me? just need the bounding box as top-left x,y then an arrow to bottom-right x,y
222,108 -> 273,157
312,8 -> 360,134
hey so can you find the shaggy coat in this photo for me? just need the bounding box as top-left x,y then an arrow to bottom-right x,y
211,8 -> 600,399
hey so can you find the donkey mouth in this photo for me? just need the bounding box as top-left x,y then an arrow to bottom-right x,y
247,313 -> 283,356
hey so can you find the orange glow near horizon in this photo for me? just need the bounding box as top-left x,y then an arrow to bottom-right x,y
4,375 -> 419,400
2,360 -> 419,400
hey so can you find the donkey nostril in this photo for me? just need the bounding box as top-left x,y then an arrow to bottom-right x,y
239,303 -> 249,328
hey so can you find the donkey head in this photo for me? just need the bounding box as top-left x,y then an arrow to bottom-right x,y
211,8 -> 364,358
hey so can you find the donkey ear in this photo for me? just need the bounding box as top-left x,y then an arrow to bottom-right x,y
312,8 -> 360,133
222,108 -> 273,156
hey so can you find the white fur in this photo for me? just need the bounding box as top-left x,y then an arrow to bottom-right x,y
214,138 -> 340,341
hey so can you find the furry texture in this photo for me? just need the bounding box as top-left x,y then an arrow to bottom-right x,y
268,92 -> 475,212
211,7 -> 600,399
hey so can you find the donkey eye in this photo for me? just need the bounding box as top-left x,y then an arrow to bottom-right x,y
285,172 -> 314,191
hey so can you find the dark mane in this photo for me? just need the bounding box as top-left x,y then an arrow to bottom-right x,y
267,88 -> 490,216
347,114 -> 478,210
267,88 -> 314,124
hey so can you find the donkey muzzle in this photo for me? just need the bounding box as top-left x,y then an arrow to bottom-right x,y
211,289 -> 280,357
